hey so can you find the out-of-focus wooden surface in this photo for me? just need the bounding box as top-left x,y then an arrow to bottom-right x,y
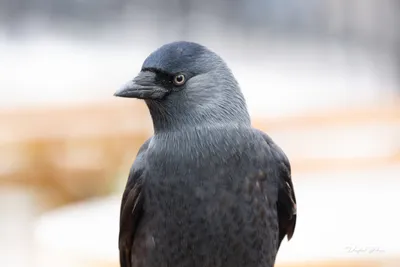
253,103 -> 400,130
1,99 -> 400,207
0,101 -> 151,207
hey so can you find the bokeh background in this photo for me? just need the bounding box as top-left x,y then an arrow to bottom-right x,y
1,0 -> 400,266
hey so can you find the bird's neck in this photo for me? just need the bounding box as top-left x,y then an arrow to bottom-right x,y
147,102 -> 251,134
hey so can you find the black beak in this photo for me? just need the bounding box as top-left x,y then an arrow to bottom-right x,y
114,71 -> 168,100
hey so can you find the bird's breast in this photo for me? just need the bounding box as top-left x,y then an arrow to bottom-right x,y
139,135 -> 279,267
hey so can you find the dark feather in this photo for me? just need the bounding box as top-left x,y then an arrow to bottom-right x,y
258,130 -> 297,249
119,140 -> 150,267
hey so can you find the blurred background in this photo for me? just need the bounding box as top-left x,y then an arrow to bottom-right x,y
1,0 -> 400,266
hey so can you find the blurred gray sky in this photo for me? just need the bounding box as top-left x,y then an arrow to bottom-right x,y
0,0 -> 399,113
1,0 -> 398,45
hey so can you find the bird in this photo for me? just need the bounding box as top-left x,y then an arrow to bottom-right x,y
114,41 -> 297,267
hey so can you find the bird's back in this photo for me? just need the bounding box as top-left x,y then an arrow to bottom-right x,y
132,127 -> 280,267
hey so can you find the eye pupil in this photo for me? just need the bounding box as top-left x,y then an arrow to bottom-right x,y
174,74 -> 185,85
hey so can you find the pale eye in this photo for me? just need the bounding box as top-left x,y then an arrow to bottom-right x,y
173,74 -> 186,86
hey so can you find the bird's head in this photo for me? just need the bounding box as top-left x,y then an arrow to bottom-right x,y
114,41 -> 250,132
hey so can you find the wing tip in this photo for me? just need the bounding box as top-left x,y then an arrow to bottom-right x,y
286,214 -> 297,241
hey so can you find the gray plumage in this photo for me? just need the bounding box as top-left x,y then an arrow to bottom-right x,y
115,41 -> 297,267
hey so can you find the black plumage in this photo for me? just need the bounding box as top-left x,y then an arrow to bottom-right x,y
115,41 -> 296,267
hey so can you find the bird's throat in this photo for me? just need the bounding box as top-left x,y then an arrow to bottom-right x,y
147,101 -> 250,134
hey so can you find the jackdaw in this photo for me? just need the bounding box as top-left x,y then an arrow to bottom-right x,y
114,41 -> 297,267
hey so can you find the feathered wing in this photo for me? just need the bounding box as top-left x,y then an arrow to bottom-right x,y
119,139 -> 151,267
258,131 -> 297,249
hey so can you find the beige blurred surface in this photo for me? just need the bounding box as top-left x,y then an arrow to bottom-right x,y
1,99 -> 400,267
